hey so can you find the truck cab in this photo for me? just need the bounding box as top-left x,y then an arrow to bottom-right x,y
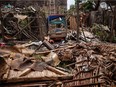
47,14 -> 67,40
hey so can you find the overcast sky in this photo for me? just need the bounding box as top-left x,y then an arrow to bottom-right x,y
67,0 -> 75,9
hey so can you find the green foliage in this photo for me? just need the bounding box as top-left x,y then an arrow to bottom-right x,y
81,0 -> 94,11
91,23 -> 110,41
112,37 -> 116,43
19,19 -> 28,28
83,1 -> 93,10
70,5 -> 75,10
67,4 -> 76,15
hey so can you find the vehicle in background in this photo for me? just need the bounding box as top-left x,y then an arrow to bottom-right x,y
47,14 -> 67,40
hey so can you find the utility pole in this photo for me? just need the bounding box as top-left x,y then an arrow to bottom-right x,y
75,0 -> 80,42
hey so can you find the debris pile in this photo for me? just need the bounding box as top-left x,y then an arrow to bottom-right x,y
66,30 -> 100,43
0,1 -> 116,87
0,41 -> 115,87
0,5 -> 47,41
91,23 -> 110,41
0,40 -> 75,87
63,43 -> 116,87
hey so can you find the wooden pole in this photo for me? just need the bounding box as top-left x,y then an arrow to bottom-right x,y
110,6 -> 116,42
75,0 -> 80,42
0,6 -> 5,41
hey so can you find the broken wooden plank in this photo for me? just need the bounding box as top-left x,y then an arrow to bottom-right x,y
43,40 -> 54,50
1,74 -> 73,83
19,68 -> 32,77
46,65 -> 68,75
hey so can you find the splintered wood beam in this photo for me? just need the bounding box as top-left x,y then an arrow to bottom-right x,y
19,68 -> 32,77
46,65 -> 68,75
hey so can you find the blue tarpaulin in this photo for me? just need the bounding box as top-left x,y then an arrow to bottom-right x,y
48,15 -> 65,21
47,15 -> 66,25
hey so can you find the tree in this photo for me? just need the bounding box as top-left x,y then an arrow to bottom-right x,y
67,5 -> 76,15
80,0 -> 101,11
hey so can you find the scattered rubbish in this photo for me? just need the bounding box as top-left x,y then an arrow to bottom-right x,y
42,51 -> 60,66
0,1 -> 116,87
0,57 -> 7,78
43,40 -> 55,50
